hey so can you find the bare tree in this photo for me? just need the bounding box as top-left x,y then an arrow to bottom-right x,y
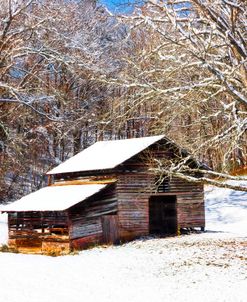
102,0 -> 247,190
0,0 -> 127,201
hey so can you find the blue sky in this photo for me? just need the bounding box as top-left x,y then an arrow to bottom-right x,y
100,1 -> 192,15
99,0 -> 142,13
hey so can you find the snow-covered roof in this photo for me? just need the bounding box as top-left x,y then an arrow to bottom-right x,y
1,184 -> 107,212
47,135 -> 165,175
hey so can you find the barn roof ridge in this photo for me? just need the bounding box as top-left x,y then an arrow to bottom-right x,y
46,135 -> 166,175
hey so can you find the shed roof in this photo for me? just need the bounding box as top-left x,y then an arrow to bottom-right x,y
47,135 -> 165,175
1,184 -> 107,212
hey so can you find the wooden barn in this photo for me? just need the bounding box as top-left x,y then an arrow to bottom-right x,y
2,135 -> 205,254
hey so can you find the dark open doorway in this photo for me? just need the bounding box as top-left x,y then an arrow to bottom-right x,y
149,195 -> 177,235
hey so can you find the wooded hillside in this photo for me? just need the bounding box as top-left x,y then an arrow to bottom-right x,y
0,0 -> 246,202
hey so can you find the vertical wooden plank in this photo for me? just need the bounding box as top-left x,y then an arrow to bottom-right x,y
101,215 -> 119,244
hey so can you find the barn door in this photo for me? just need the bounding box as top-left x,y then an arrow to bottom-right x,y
101,215 -> 119,244
149,196 -> 177,235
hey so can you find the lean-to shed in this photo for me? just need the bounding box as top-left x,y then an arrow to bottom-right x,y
2,135 -> 205,254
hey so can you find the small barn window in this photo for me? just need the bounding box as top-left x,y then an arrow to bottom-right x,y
155,177 -> 170,192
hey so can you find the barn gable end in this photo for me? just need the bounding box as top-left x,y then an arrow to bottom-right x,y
115,140 -> 205,241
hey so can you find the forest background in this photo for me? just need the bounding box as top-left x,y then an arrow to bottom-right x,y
0,0 -> 246,202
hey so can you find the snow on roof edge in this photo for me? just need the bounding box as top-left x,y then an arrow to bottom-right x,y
46,135 -> 165,175
0,184 -> 108,212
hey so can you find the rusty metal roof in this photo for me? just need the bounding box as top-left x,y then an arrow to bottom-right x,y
47,135 -> 165,175
1,184 -> 107,212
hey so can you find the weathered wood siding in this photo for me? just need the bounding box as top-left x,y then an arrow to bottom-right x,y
116,174 -> 204,240
177,193 -> 205,228
116,142 -> 205,240
116,173 -> 153,240
101,215 -> 119,244
69,184 -> 118,249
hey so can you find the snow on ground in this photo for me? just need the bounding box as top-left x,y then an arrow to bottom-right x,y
205,181 -> 247,236
0,183 -> 246,302
0,234 -> 246,302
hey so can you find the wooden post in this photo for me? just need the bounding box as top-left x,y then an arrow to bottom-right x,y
47,175 -> 52,186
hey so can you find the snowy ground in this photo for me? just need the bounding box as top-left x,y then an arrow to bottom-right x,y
205,181 -> 247,236
0,183 -> 246,302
